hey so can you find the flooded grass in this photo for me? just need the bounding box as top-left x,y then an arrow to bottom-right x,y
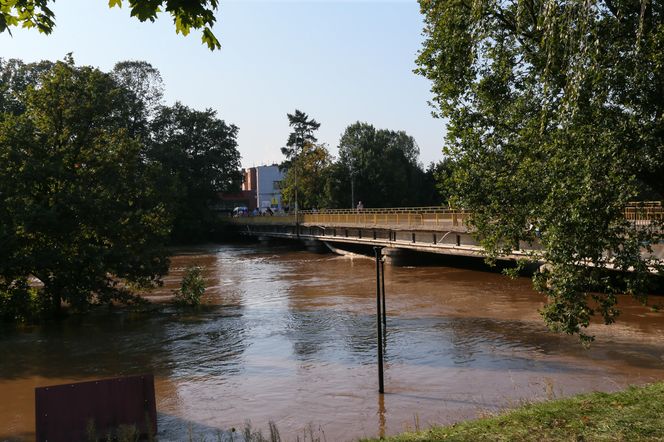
361,382 -> 664,441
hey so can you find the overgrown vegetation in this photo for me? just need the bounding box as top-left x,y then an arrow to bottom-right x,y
173,266 -> 206,307
279,110 -> 443,210
0,280 -> 48,323
0,1 -> 222,50
416,0 -> 664,340
362,382 -> 664,441
0,56 -> 241,323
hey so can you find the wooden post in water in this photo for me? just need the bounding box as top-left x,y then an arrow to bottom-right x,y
374,247 -> 385,394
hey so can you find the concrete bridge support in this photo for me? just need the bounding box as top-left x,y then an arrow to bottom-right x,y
382,247 -> 405,266
302,239 -> 328,253
257,235 -> 272,246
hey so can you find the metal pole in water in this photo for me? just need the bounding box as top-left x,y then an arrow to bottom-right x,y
381,257 -> 386,328
374,247 -> 385,394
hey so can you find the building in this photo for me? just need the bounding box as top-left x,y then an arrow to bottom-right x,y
242,164 -> 285,211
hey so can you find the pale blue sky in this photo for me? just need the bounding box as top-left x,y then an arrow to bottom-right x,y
0,0 -> 445,168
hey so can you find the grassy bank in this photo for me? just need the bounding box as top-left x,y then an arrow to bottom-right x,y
362,382 -> 664,441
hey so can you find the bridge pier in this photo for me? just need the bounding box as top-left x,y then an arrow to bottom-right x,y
382,247 -> 405,266
257,235 -> 272,246
302,239 -> 328,253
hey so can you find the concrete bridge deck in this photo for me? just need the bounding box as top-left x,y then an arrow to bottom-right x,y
228,205 -> 663,266
231,207 -> 528,264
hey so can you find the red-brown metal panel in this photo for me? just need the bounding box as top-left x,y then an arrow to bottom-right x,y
35,374 -> 157,442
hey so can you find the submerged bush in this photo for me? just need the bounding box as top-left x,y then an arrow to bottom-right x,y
0,278 -> 48,323
173,266 -> 205,307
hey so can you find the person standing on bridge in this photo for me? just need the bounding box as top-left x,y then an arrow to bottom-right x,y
357,201 -> 364,212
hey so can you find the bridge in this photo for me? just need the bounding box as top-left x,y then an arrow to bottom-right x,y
228,204 -> 664,265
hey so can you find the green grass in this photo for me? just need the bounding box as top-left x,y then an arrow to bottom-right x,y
361,383 -> 664,442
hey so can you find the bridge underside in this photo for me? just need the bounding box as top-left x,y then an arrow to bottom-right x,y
237,223 -> 528,264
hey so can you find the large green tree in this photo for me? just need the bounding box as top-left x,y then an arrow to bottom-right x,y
417,0 -> 664,340
280,109 -> 321,211
112,60 -> 164,138
0,57 -> 53,115
280,109 -> 321,169
149,102 -> 242,242
281,142 -> 333,210
0,59 -> 172,317
334,122 -> 430,208
0,0 -> 221,49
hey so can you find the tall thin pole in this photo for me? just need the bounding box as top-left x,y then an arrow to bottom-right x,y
374,247 -> 384,394
351,174 -> 355,209
381,257 -> 386,328
294,139 -> 299,236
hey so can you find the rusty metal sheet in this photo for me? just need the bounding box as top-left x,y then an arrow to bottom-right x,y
35,374 -> 157,442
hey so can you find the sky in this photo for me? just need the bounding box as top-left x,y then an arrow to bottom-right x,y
0,0 -> 446,168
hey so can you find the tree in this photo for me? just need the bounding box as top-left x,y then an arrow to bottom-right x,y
149,102 -> 242,242
280,110 -> 321,168
280,109 -> 321,211
112,60 -> 164,137
416,0 -> 664,340
0,57 -> 54,115
0,59 -> 172,316
335,122 -> 427,208
281,143 -> 333,210
0,0 -> 221,49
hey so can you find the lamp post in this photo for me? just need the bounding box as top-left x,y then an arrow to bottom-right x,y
350,167 -> 355,209
348,145 -> 357,209
294,139 -> 301,235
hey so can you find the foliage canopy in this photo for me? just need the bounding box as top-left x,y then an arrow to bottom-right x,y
0,58 -> 172,316
335,122 -> 433,208
0,56 -> 241,321
416,0 -> 664,340
281,142 -> 332,210
0,0 -> 221,49
150,102 -> 242,242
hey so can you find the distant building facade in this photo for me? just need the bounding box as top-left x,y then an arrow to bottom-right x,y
242,165 -> 285,210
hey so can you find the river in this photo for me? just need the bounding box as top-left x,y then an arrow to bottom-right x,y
2,243 -> 664,441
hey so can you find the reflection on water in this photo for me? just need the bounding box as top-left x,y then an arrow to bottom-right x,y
2,243 -> 664,441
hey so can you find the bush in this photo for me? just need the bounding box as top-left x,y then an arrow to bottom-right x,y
0,278 -> 48,323
173,266 -> 205,307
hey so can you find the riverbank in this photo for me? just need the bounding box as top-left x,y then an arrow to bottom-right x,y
362,382 -> 664,441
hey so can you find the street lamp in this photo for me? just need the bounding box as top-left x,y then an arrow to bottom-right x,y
350,165 -> 355,209
348,144 -> 357,209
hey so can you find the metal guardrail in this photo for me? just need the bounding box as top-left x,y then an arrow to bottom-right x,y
229,207 -> 470,229
230,202 -> 664,230
625,202 -> 664,224
298,210 -> 469,228
299,206 -> 454,215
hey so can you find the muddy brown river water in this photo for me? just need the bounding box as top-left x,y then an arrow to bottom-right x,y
2,243 -> 664,441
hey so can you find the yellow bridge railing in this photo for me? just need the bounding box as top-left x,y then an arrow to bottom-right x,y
625,202 -> 664,224
229,203 -> 664,230
229,207 -> 470,230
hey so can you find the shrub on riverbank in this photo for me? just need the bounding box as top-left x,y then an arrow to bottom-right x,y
361,382 -> 664,441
